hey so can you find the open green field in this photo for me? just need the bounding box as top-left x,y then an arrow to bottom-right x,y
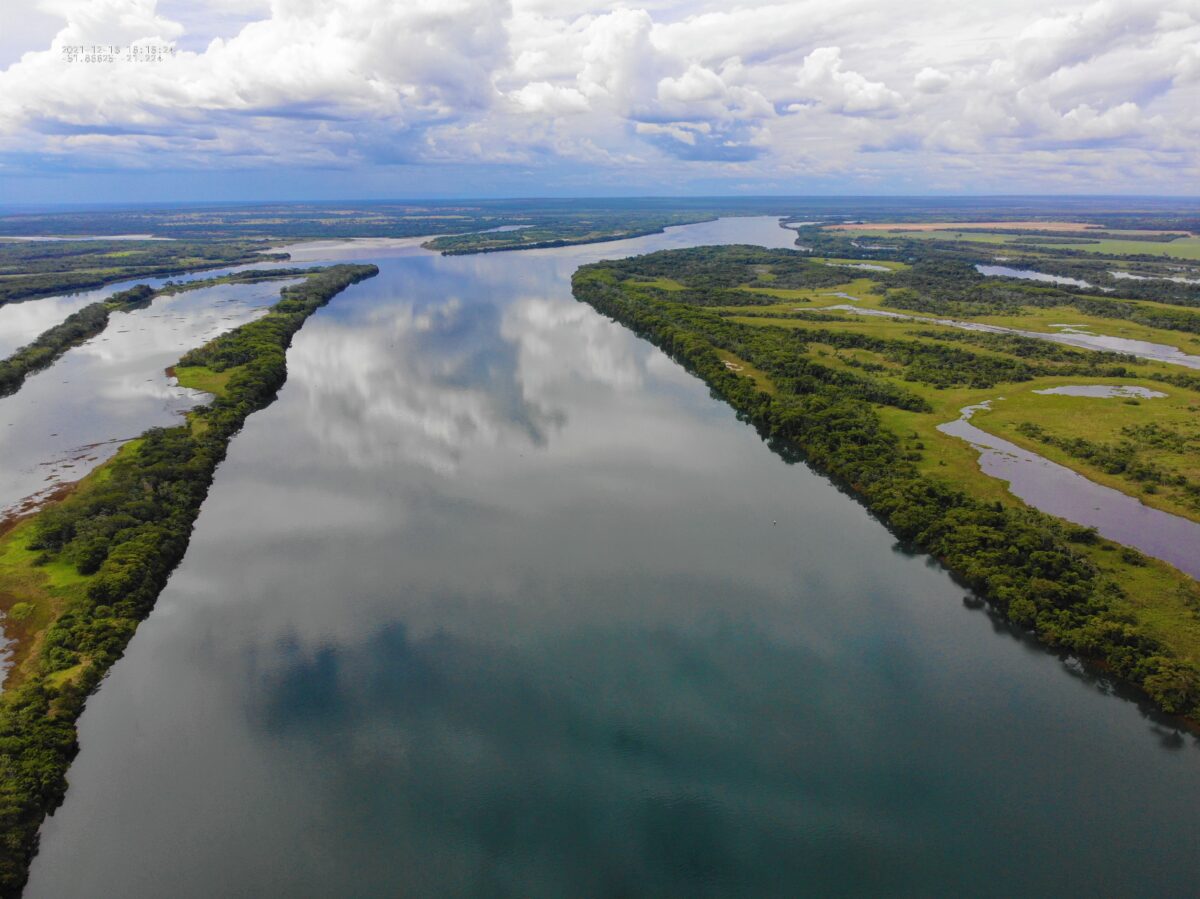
727,285 -> 1200,351
833,227 -> 1200,260
765,273 -> 1200,351
725,308 -> 1200,520
972,379 -> 1200,521
810,256 -> 910,271
173,364 -> 235,396
717,273 -> 1200,523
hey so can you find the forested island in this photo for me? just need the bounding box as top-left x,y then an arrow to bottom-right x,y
420,212 -> 718,254
0,263 -> 378,893
572,240 -> 1200,725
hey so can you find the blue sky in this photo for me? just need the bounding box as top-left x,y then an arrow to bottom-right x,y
0,0 -> 1197,203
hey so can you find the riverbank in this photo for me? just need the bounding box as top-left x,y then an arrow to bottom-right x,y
572,252 -> 1200,727
0,263 -> 378,894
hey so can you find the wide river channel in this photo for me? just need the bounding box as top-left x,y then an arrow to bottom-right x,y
24,218 -> 1200,897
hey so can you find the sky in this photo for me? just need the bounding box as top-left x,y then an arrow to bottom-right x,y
0,0 -> 1197,203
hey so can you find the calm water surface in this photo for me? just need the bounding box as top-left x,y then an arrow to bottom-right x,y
1110,270 -> 1200,285
1032,384 -> 1167,398
0,253 -> 297,357
939,402 -> 1200,579
975,264 -> 1095,289
0,280 -> 297,519
26,219 -> 1200,897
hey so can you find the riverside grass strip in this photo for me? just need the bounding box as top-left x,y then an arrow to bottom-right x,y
572,252 -> 1200,728
0,263 -> 377,895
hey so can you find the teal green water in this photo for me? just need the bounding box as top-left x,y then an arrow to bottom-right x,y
27,219 -> 1200,897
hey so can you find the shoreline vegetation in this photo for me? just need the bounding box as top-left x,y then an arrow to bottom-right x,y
0,263 -> 378,894
0,268 -> 321,400
571,248 -> 1200,730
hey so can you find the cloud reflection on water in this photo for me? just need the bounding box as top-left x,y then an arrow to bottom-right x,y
289,295 -> 563,475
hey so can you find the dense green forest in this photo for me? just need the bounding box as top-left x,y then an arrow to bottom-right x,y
0,263 -> 377,894
572,247 -> 1200,732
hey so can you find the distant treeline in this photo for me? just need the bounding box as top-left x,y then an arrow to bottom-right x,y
424,213 -> 717,255
793,227 -> 1200,310
0,240 -> 286,305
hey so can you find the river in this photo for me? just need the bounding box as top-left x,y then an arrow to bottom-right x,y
0,278 -> 299,519
0,258 -> 296,358
21,218 -> 1200,897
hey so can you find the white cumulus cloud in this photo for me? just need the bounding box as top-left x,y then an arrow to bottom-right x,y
0,0 -> 1196,194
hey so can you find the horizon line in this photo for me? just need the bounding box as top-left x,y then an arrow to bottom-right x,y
3,193 -> 1199,213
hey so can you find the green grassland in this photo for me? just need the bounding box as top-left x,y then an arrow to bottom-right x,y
811,256 -> 910,271
759,271 -> 1200,352
629,277 -> 688,291
835,228 -> 1200,260
726,310 -> 1200,519
714,349 -> 777,395
573,245 -> 1200,728
716,275 -> 1200,522
971,380 -> 1200,521
172,364 -> 236,396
